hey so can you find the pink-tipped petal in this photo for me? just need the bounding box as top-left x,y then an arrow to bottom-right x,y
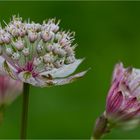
107,91 -> 123,114
106,63 -> 140,125
112,62 -> 124,83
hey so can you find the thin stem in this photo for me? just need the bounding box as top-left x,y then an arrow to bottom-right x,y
20,83 -> 30,139
0,110 -> 4,125
93,114 -> 108,139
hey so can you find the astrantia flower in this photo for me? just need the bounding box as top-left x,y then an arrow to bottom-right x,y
0,16 -> 87,87
93,62 -> 140,139
0,16 -> 87,139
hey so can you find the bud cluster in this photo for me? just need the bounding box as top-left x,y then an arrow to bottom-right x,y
0,16 -> 76,72
0,16 -> 86,87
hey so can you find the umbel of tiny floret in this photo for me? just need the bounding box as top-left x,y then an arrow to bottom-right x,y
0,16 -> 87,87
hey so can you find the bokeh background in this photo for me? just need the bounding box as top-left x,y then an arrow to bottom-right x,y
0,1 -> 140,139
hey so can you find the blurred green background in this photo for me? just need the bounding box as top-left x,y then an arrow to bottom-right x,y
0,1 -> 140,139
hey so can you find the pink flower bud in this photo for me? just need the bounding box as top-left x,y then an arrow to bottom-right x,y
41,30 -> 54,42
28,32 -> 38,43
13,40 -> 24,50
106,63 -> 140,124
1,34 -> 11,44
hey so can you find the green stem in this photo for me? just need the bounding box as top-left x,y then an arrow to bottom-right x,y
0,110 -> 4,125
93,114 -> 108,139
20,83 -> 30,139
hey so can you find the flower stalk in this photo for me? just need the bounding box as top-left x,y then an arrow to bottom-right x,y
0,105 -> 5,125
20,83 -> 30,139
93,113 -> 112,139
0,16 -> 87,139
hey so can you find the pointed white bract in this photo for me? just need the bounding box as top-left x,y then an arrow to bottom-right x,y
0,16 -> 86,87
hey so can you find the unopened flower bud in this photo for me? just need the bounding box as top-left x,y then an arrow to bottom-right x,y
94,62 -> 140,139
11,29 -> 19,37
53,43 -> 60,53
26,23 -> 41,32
55,33 -> 62,40
60,38 -> 68,45
35,23 -> 41,31
6,48 -> 13,56
54,59 -> 64,68
43,54 -> 54,63
12,52 -> 20,60
45,63 -> 54,71
41,30 -> 54,42
52,43 -> 66,57
50,23 -> 59,32
22,48 -> 30,56
1,33 -> 11,44
54,47 -> 66,57
13,40 -> 24,50
65,55 -> 75,64
33,57 -> 42,66
64,46 -> 74,56
46,44 -> 54,52
19,29 -> 26,37
36,44 -> 44,53
28,32 -> 38,43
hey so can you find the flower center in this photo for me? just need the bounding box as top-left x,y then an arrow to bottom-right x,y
17,61 -> 38,77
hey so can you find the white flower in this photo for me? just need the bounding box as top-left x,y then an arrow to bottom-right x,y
0,16 -> 87,87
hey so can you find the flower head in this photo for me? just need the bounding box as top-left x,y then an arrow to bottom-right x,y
93,63 -> 140,139
106,63 -> 140,124
0,70 -> 23,106
0,16 -> 87,87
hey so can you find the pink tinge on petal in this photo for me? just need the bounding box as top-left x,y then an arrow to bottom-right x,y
106,91 -> 123,114
121,107 -> 140,121
116,97 -> 140,121
0,73 -> 23,105
132,86 -> 140,97
32,72 -> 38,77
116,97 -> 137,116
106,81 -> 120,109
106,63 -> 140,123
128,75 -> 140,96
17,61 -> 39,78
112,62 -> 124,83
25,61 -> 34,72
124,97 -> 137,110
0,76 -> 9,97
106,63 -> 125,109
